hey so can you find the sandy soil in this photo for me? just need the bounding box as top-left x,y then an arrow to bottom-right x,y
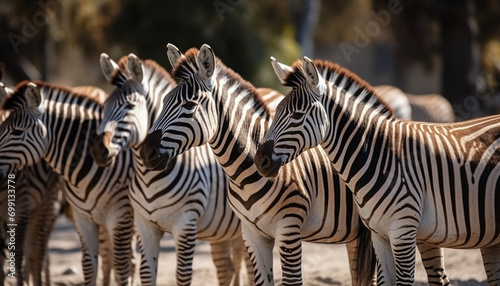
5,217 -> 488,285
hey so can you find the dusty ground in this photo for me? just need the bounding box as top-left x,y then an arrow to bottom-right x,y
5,217 -> 488,285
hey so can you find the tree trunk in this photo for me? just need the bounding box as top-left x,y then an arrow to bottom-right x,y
440,0 -> 481,119
289,0 -> 321,57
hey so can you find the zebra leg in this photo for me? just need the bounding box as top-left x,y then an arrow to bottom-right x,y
173,222 -> 198,286
230,234 -> 256,286
388,227 -> 417,286
98,226 -> 112,286
243,246 -> 255,286
241,224 -> 274,286
27,197 -> 59,286
276,227 -> 302,286
229,237 -> 243,286
135,215 -> 162,286
73,216 -> 100,286
13,211 -> 29,286
210,240 -> 234,286
417,241 -> 449,285
110,213 -> 134,285
480,243 -> 500,284
371,232 -> 396,285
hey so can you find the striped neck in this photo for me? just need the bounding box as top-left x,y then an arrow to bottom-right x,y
38,84 -> 104,183
317,66 -> 398,192
131,60 -> 176,168
209,67 -> 275,189
141,60 -> 176,125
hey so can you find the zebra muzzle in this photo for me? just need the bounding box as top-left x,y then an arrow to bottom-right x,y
140,129 -> 170,170
90,132 -> 115,167
255,140 -> 281,177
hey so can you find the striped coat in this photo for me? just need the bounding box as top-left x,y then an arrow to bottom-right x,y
256,57 -> 500,285
0,81 -> 135,286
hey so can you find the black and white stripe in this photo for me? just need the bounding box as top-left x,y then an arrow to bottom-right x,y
91,53 -> 247,286
0,85 -> 63,286
256,57 -> 500,285
0,81 -> 135,286
140,44 -> 376,286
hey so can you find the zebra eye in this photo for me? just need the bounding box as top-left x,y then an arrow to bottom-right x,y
11,128 -> 23,136
291,112 -> 304,120
183,101 -> 197,110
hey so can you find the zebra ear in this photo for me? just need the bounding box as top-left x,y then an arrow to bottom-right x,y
25,82 -> 43,110
100,53 -> 119,83
302,56 -> 320,87
166,43 -> 185,69
127,53 -> 144,83
197,44 -> 216,81
270,57 -> 293,85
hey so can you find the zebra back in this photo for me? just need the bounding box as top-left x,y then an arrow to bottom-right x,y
406,92 -> 455,123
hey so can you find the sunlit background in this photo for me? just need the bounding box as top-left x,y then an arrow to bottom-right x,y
1,0 -> 499,119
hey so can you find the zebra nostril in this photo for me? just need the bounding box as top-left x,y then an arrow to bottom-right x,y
261,156 -> 271,168
255,140 -> 275,168
100,146 -> 109,157
140,130 -> 163,164
148,146 -> 158,158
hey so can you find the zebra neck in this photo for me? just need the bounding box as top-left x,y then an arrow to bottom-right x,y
143,65 -> 175,125
41,96 -> 103,185
209,82 -> 274,190
322,85 -> 398,196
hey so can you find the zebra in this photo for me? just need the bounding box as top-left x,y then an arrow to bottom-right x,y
254,56 -> 500,285
373,85 -> 413,121
406,92 -> 455,123
1,83 -> 117,286
0,155 -> 62,286
0,81 -> 136,286
0,83 -> 63,286
138,44 -> 452,286
138,44 -> 374,286
90,52 -> 249,286
373,85 -> 455,123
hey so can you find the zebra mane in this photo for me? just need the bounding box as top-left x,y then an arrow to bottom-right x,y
143,59 -> 176,86
115,56 -> 176,88
172,48 -> 200,80
110,56 -> 132,86
1,80 -> 105,110
285,59 -> 395,117
172,47 -> 271,115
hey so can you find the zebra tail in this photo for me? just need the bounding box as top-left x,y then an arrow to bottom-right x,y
355,219 -> 376,286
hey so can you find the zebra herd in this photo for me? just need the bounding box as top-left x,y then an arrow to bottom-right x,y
0,43 -> 497,286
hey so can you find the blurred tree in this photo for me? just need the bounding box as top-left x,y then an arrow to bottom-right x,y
107,0 -> 267,83
289,0 -> 320,57
373,0 -> 500,119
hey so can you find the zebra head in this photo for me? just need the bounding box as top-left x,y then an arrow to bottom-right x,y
255,57 -> 329,177
0,82 -> 47,179
91,53 -> 148,167
141,44 -> 217,170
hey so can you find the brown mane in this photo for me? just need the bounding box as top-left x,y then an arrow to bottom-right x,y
172,47 -> 200,79
171,47 -> 271,114
1,80 -> 105,110
285,59 -> 394,116
143,59 -> 176,86
116,55 -> 176,86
